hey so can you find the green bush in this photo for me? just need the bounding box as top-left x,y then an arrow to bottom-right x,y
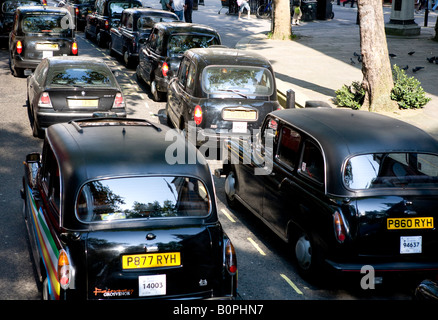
391,65 -> 431,109
334,81 -> 365,110
334,65 -> 430,110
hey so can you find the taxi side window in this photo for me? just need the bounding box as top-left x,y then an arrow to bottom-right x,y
299,140 -> 324,184
276,126 -> 301,170
178,58 -> 189,87
185,62 -> 196,93
41,143 -> 61,215
148,29 -> 158,52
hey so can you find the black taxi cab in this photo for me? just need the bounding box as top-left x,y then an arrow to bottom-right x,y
84,0 -> 142,48
8,5 -> 78,77
218,108 -> 438,278
109,8 -> 178,68
136,22 -> 221,102
21,117 -> 237,300
166,47 -> 280,149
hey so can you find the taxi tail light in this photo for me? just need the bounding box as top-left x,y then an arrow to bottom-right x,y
162,62 -> 169,77
104,20 -> 109,30
194,105 -> 203,125
225,239 -> 237,275
112,92 -> 124,108
58,250 -> 71,290
72,42 -> 78,55
38,92 -> 52,108
333,211 -> 347,243
16,41 -> 23,54
75,7 -> 79,15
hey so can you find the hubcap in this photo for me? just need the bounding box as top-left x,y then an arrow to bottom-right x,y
225,172 -> 236,200
295,235 -> 312,271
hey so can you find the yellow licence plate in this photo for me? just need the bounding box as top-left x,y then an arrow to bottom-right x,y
223,109 -> 257,121
387,217 -> 434,230
68,99 -> 99,108
122,252 -> 181,269
36,43 -> 59,51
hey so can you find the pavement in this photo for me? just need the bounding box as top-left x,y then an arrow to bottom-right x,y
190,1 -> 438,139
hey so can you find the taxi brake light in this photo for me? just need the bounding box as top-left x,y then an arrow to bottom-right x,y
58,250 -> 71,290
75,7 -> 79,15
104,20 -> 109,29
334,211 -> 347,243
16,41 -> 22,54
72,42 -> 78,55
225,239 -> 237,275
162,62 -> 169,77
194,105 -> 202,125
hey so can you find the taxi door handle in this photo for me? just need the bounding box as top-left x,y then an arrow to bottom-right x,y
278,177 -> 292,190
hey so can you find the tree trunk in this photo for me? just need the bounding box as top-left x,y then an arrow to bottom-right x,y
358,0 -> 398,112
271,0 -> 291,40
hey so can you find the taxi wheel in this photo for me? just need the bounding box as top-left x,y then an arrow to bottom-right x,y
293,230 -> 323,279
225,170 -> 238,208
151,80 -> 164,102
123,49 -> 133,68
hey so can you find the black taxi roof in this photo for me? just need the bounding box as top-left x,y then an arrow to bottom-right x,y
45,118 -> 215,227
46,118 -> 209,181
270,108 -> 438,194
152,22 -> 219,35
185,47 -> 273,69
16,5 -> 70,15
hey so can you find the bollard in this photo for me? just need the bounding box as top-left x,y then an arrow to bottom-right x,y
286,89 -> 296,109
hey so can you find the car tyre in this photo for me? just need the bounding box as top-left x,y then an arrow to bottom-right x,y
123,49 -> 133,68
31,110 -> 44,139
225,170 -> 239,208
151,79 -> 164,102
9,54 -> 23,77
293,230 -> 324,280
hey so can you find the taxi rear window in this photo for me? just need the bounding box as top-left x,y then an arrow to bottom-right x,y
76,176 -> 210,222
202,66 -> 274,96
21,13 -> 72,34
344,153 -> 438,189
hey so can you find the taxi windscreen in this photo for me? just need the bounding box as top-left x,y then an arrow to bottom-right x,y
344,153 -> 438,189
76,176 -> 210,222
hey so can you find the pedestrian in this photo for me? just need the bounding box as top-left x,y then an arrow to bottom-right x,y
237,0 -> 250,19
432,0 -> 438,11
184,0 -> 193,22
292,5 -> 302,25
160,0 -> 173,11
342,0 -> 355,7
172,0 -> 185,20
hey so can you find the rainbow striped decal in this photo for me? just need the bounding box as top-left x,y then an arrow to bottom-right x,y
27,186 -> 61,300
